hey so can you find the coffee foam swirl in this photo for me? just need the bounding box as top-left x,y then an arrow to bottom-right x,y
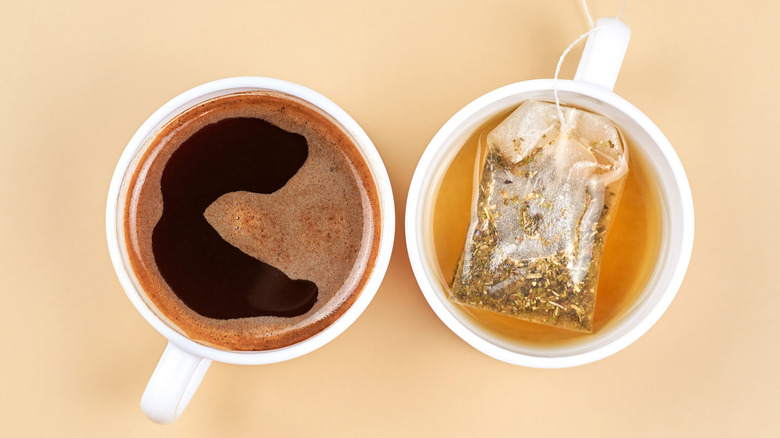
124,91 -> 381,351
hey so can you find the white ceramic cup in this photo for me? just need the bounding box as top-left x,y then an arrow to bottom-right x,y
405,18 -> 694,368
106,77 -> 395,424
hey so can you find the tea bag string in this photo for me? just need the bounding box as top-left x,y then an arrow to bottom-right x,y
553,0 -> 628,127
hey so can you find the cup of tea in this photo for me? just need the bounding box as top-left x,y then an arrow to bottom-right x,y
405,18 -> 694,368
107,77 -> 395,423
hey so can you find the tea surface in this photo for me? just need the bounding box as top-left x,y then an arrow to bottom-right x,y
433,109 -> 662,344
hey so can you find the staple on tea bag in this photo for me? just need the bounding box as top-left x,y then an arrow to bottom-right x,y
450,100 -> 628,332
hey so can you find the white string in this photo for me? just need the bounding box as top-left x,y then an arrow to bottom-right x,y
616,0 -> 627,20
581,0 -> 594,28
554,0 -> 627,126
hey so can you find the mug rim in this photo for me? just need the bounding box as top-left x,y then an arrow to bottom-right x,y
405,79 -> 694,368
106,76 -> 395,365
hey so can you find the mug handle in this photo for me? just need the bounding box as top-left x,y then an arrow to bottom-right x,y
140,342 -> 212,424
574,17 -> 631,92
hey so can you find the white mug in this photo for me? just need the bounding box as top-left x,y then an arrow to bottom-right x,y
405,18 -> 694,368
106,77 -> 395,423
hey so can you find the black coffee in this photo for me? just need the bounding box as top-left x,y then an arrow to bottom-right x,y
124,91 -> 380,350
153,117 -> 318,319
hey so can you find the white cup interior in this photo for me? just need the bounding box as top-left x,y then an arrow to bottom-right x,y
107,77 -> 395,365
406,79 -> 693,368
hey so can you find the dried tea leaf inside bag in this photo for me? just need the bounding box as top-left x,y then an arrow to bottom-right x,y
450,100 -> 628,332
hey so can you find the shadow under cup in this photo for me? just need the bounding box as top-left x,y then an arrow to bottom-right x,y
407,81 -> 693,367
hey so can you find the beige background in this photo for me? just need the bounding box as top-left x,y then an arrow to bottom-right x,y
1,0 -> 778,436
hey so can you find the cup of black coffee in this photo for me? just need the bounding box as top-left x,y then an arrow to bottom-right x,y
107,77 -> 395,423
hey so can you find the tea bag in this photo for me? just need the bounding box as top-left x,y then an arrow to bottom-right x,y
450,100 -> 628,332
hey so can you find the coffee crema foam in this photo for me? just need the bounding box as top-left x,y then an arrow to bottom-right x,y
124,91 -> 381,351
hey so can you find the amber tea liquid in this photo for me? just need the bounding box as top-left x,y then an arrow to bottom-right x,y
433,109 -> 663,345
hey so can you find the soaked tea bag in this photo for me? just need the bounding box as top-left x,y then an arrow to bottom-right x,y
450,100 -> 628,332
